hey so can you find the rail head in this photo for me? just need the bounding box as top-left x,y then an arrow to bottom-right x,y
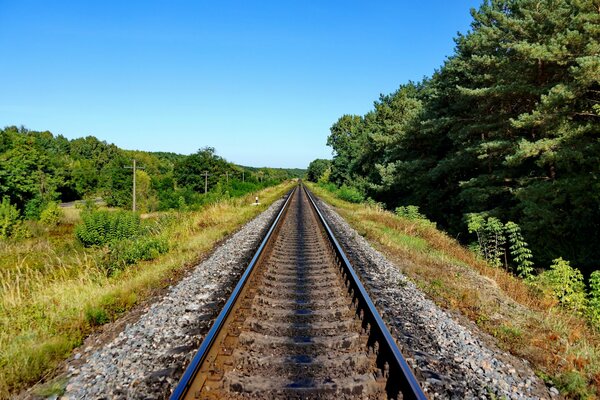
170,186 -> 297,400
303,185 -> 427,400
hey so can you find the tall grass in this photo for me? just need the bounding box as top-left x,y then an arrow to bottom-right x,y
0,181 -> 294,398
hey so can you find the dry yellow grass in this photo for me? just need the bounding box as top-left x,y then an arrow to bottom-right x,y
307,182 -> 600,399
0,182 -> 294,398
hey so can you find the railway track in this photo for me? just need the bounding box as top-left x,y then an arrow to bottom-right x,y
171,184 -> 426,399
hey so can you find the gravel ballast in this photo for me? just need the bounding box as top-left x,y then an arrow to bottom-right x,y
314,197 -> 553,400
62,198 -> 285,399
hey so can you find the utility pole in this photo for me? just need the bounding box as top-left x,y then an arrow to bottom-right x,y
125,159 -> 144,212
225,171 -> 229,184
242,170 -> 245,182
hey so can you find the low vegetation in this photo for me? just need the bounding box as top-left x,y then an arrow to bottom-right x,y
308,182 -> 600,399
0,181 -> 294,398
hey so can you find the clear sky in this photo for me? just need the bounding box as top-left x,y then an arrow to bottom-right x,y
0,0 -> 481,168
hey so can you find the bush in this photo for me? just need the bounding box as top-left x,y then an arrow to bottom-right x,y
395,205 -> 436,227
466,214 -> 506,268
24,197 -> 44,220
337,185 -> 364,203
0,197 -> 21,239
104,236 -> 169,275
75,210 -> 141,247
39,202 -> 63,228
505,221 -> 534,279
537,258 -> 587,313
84,307 -> 109,326
588,271 -> 600,327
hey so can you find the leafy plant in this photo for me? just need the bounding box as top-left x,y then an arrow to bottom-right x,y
337,185 -> 364,203
24,197 -> 44,220
75,210 -> 141,247
103,236 -> 169,275
39,202 -> 63,228
84,307 -> 109,326
0,197 -> 22,239
537,258 -> 587,313
505,221 -> 534,279
588,271 -> 600,327
466,214 -> 506,268
395,205 -> 435,227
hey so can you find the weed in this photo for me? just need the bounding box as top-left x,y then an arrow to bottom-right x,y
39,202 -> 63,228
84,307 -> 110,326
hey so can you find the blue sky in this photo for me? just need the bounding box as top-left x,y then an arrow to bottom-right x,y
0,1 -> 481,168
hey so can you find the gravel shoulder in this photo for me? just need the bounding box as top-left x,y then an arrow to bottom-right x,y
314,197 -> 555,400
59,197 -> 286,400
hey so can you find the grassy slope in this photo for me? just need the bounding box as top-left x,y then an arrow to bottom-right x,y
0,182 -> 294,398
307,182 -> 600,399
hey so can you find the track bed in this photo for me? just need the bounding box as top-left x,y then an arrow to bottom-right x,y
173,186 -> 424,400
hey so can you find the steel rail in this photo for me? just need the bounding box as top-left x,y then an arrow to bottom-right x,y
170,186 -> 297,400
304,185 -> 427,400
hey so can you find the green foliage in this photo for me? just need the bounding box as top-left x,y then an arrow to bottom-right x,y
75,210 -> 141,247
466,214 -> 506,268
555,370 -> 590,398
39,202 -> 63,228
104,236 -> 169,275
24,197 -> 44,220
326,0 -> 600,274
0,197 -> 21,239
316,182 -> 364,204
84,307 -> 109,326
337,185 -> 364,203
588,271 -> 600,327
395,205 -> 436,227
505,221 -> 534,279
537,258 -> 587,313
306,159 -> 331,182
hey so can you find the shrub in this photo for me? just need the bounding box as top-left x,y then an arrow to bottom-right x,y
39,202 -> 63,228
24,197 -> 44,220
588,271 -> 600,327
0,197 -> 22,239
75,199 -> 99,213
505,221 -> 534,279
466,214 -> 506,268
75,210 -> 141,247
104,236 -> 169,275
537,258 -> 587,313
395,205 -> 436,227
317,182 -> 338,193
84,307 -> 109,326
337,185 -> 364,203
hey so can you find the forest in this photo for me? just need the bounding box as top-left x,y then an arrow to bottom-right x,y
0,125 -> 303,217
310,0 -> 600,276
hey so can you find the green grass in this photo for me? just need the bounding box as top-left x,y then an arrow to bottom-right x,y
0,181 -> 294,398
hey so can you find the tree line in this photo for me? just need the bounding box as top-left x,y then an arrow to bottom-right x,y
0,125 -> 302,216
312,0 -> 599,274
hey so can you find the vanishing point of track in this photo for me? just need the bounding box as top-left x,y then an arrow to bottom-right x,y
171,184 -> 426,399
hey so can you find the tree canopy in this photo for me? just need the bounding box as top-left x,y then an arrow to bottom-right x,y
320,0 -> 600,273
0,126 -> 302,214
